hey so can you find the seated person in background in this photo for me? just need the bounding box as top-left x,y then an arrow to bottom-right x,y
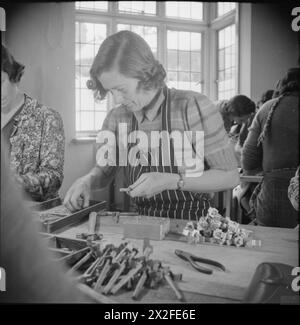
219,95 -> 256,166
233,90 -> 275,223
288,166 -> 299,212
216,99 -> 231,133
1,44 -> 65,202
256,89 -> 274,110
242,67 -> 299,228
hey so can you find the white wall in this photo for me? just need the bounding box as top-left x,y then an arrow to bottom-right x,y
239,2 -> 299,102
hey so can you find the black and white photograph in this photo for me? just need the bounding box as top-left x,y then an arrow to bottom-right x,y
0,1 -> 299,307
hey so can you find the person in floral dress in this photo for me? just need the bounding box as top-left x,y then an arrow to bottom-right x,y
1,44 -> 65,201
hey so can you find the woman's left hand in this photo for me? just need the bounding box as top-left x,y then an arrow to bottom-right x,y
127,172 -> 178,199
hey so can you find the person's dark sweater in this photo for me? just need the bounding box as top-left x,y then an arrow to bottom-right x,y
242,93 -> 299,173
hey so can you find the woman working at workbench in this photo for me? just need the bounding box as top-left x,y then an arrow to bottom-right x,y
64,31 -> 239,220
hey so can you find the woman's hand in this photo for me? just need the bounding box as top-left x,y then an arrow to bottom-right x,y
63,175 -> 92,211
127,172 -> 179,199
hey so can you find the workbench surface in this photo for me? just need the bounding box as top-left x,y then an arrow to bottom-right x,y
54,216 -> 299,303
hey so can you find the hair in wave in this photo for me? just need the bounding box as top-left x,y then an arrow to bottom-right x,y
88,30 -> 166,100
257,67 -> 300,146
1,44 -> 25,83
226,94 -> 256,117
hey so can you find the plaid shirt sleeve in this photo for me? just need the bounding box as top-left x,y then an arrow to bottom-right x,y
185,93 -> 238,171
95,108 -> 119,180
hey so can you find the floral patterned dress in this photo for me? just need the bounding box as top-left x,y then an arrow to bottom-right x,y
4,94 -> 65,201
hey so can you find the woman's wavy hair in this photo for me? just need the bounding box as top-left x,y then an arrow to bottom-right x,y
225,95 -> 256,117
257,67 -> 300,146
88,30 -> 166,100
1,44 -> 25,83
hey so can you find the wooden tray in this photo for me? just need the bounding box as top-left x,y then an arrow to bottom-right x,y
32,198 -> 107,233
40,234 -> 98,266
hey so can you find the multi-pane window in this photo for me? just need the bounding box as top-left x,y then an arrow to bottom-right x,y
117,24 -> 158,58
75,1 -> 108,11
217,24 -> 236,100
75,2 -> 237,135
118,1 -> 156,15
217,2 -> 236,17
75,22 -> 108,132
167,30 -> 202,92
165,2 -> 203,21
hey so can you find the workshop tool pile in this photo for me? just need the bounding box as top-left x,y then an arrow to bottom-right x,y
68,239 -> 183,301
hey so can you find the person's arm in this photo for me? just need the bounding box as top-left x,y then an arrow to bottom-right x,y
63,164 -> 116,211
0,145 -> 94,303
63,108 -> 119,211
129,95 -> 239,198
15,108 -> 65,201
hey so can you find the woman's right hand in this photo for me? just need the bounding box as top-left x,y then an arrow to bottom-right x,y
63,175 -> 92,212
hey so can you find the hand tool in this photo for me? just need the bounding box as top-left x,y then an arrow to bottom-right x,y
132,267 -> 148,300
67,249 -> 93,275
94,255 -> 114,290
175,249 -> 226,274
110,261 -> 143,295
102,259 -> 127,295
162,266 -> 184,302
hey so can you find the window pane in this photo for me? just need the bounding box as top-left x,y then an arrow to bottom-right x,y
217,2 -> 236,17
168,71 -> 178,82
80,66 -> 90,88
76,89 -> 80,111
75,66 -> 80,88
117,24 -> 157,56
75,21 -> 107,132
191,33 -> 201,51
167,50 -> 178,70
118,1 -> 156,15
80,112 -> 95,131
76,112 -> 80,131
76,2 -> 108,12
191,52 -> 201,72
167,30 -> 202,92
191,72 -> 201,83
218,49 -> 225,70
191,2 -> 203,20
191,73 -> 201,92
178,51 -> 190,71
80,89 -> 95,110
79,44 -> 94,66
144,26 -> 157,49
217,24 -> 236,100
167,30 -> 178,50
166,2 -> 203,21
95,111 -> 107,130
178,32 -> 190,51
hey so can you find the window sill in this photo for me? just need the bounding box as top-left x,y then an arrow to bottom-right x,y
71,137 -> 96,144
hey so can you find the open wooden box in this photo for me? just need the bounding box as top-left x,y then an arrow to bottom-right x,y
31,197 -> 106,233
40,233 -> 101,267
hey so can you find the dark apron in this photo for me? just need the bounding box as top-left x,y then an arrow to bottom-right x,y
250,168 -> 298,228
127,87 -> 209,220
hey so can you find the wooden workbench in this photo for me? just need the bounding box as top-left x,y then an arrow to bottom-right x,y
54,216 -> 299,303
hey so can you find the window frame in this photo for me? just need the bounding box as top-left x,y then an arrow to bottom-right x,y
75,2 -> 238,138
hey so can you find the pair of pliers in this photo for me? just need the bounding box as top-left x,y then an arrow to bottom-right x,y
175,249 -> 226,275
